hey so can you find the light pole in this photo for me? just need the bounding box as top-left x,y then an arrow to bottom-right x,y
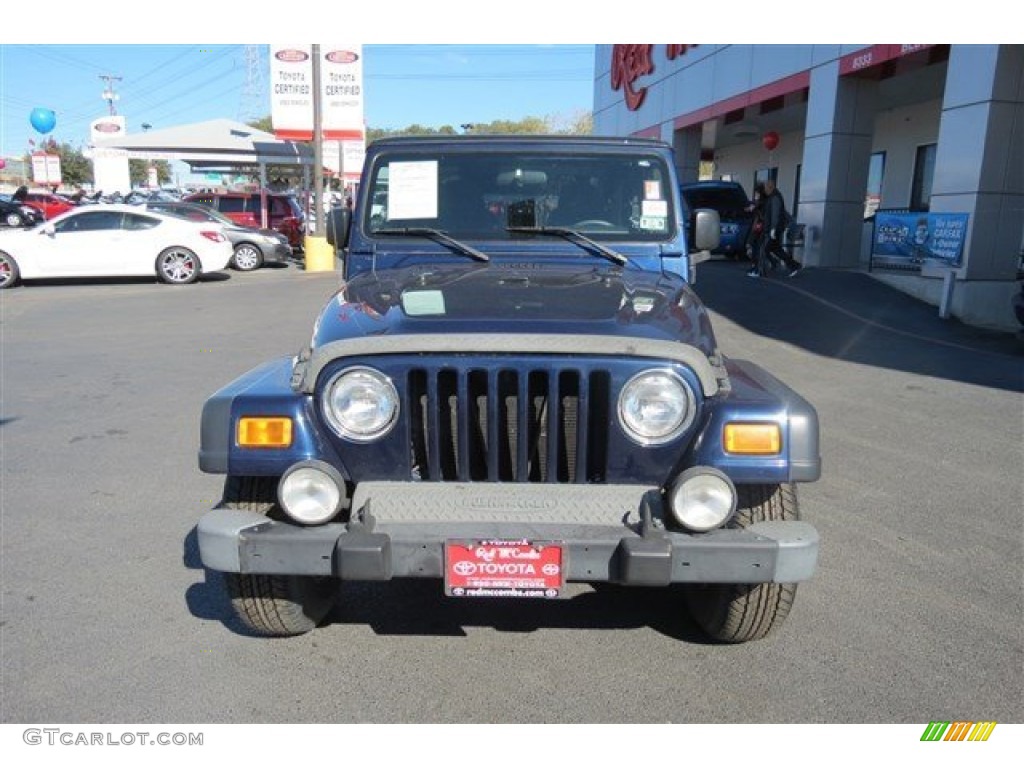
303,44 -> 335,272
100,75 -> 122,116
141,124 -> 154,188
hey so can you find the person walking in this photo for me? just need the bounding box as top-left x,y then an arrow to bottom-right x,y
750,178 -> 802,277
745,184 -> 780,277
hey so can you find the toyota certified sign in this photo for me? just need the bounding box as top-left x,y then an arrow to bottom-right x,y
270,43 -> 364,143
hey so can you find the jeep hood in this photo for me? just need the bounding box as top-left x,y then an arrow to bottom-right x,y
311,262 -> 719,357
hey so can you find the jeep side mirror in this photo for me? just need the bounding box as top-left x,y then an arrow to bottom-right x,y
693,209 -> 721,253
326,207 -> 352,250
41,224 -> 55,237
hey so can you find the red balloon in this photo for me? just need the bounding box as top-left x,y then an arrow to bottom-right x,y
762,131 -> 780,151
0,159 -> 6,170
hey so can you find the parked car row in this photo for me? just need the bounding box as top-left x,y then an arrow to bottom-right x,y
1,186 -> 306,254
0,184 -> 310,289
145,201 -> 292,271
1,187 -> 75,225
0,204 -> 234,289
182,190 -> 305,249
0,194 -> 46,228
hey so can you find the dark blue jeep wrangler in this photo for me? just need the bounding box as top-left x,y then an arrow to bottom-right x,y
197,136 -> 820,642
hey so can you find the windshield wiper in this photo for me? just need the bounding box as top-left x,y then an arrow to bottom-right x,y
375,227 -> 490,262
505,226 -> 628,266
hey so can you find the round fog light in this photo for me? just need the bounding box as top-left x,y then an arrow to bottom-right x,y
669,468 -> 737,532
278,461 -> 346,525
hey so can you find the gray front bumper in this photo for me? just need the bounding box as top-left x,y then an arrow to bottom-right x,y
198,483 -> 819,586
266,242 -> 292,263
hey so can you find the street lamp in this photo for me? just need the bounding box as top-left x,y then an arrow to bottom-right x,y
141,124 -> 154,188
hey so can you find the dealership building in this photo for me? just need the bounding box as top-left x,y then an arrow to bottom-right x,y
593,44 -> 1023,331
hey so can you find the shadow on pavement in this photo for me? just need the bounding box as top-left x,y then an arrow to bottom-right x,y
694,260 -> 1023,393
182,527 -> 714,643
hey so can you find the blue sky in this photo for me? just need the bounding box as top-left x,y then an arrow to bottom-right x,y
0,44 -> 595,162
0,5 -> 995,183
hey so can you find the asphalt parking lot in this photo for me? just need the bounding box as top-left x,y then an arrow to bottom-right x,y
1,258 -> 1021,726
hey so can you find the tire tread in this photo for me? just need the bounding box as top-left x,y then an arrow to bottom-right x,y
219,476 -> 336,636
686,483 -> 800,643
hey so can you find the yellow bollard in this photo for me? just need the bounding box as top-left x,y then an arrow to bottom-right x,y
303,235 -> 336,273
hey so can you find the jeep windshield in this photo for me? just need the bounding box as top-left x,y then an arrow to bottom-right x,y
363,150 -> 676,244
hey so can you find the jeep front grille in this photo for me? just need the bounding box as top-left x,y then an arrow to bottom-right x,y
406,366 -> 611,483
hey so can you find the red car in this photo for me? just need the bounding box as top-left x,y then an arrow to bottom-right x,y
18,191 -> 75,220
183,191 -> 304,249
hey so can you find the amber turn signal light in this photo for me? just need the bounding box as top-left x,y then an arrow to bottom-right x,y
237,417 -> 293,448
723,423 -> 781,455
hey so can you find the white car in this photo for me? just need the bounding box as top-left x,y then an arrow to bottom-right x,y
0,204 -> 233,289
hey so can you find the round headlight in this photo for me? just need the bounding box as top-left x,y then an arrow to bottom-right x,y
322,366 -> 399,442
668,468 -> 737,532
617,369 -> 695,445
279,461 -> 346,525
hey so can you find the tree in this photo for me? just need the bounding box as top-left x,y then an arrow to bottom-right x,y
22,140 -> 93,188
368,113 -> 593,142
551,109 -> 593,135
129,159 -> 172,187
247,116 -> 274,134
250,110 -> 593,143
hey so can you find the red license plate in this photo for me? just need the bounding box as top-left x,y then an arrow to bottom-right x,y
445,540 -> 564,598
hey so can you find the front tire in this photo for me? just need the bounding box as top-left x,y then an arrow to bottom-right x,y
4,211 -> 24,227
231,243 -> 263,271
0,250 -> 20,289
220,476 -> 337,636
685,483 -> 800,643
156,247 -> 200,284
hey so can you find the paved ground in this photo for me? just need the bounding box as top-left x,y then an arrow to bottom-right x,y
1,258 -> 1021,731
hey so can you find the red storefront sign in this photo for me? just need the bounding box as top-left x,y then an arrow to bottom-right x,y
611,45 -> 699,112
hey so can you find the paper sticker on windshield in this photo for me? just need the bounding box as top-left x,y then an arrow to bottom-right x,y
388,161 -> 438,220
644,180 -> 662,200
642,200 -> 667,218
640,216 -> 668,232
402,289 -> 446,316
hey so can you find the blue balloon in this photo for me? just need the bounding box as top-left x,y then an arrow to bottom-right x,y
30,107 -> 57,134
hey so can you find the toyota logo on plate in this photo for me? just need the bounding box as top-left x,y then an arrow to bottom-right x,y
453,561 -> 477,576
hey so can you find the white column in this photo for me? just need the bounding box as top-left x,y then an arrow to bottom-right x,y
672,124 -> 703,185
931,44 -> 1023,282
798,61 -> 878,268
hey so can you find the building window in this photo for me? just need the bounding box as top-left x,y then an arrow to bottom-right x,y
865,151 -> 885,218
754,167 -> 778,192
910,144 -> 936,211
